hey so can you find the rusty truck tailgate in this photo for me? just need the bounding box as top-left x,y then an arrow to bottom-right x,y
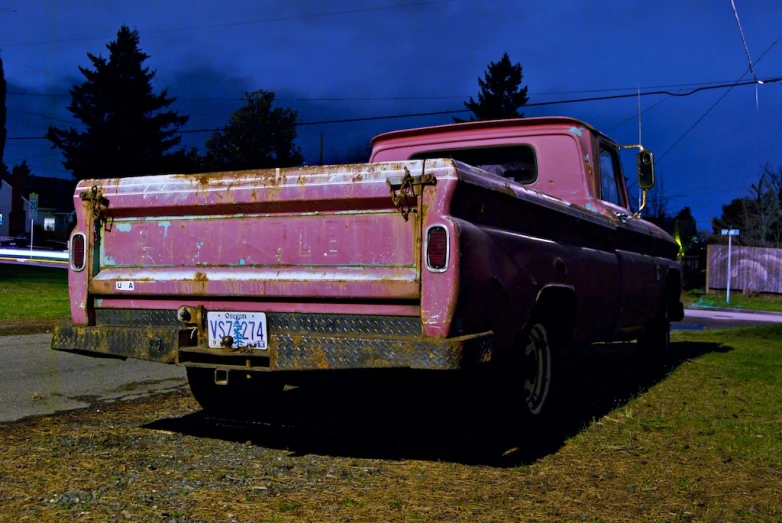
81,163 -> 432,301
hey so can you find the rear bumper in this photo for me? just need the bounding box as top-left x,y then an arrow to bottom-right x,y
52,325 -> 493,371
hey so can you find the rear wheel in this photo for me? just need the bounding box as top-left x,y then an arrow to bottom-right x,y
501,316 -> 563,427
186,367 -> 284,417
521,322 -> 554,417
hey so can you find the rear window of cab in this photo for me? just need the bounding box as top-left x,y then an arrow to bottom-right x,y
409,144 -> 538,184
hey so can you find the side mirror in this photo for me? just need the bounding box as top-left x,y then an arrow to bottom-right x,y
637,150 -> 655,190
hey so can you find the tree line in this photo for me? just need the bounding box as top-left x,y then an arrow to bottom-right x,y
1,26 -> 530,182
711,164 -> 782,248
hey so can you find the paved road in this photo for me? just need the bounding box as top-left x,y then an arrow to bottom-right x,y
674,308 -> 782,331
0,334 -> 186,423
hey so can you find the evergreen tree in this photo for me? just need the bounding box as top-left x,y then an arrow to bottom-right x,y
46,26 -> 188,180
1,55 -> 7,173
461,52 -> 529,122
674,206 -> 697,253
203,89 -> 303,171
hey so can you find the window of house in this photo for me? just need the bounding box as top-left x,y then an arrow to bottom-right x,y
599,145 -> 626,207
44,217 -> 55,231
410,144 -> 538,184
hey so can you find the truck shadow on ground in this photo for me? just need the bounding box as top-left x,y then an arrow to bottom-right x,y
144,340 -> 728,467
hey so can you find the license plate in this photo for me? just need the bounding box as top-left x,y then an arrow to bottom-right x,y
207,312 -> 268,350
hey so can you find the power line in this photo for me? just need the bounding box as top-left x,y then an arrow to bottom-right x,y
657,33 -> 782,163
5,78 -> 750,102
767,117 -> 782,165
4,151 -> 61,164
1,58 -> 71,80
6,75 -> 782,141
606,96 -> 671,132
7,106 -> 84,127
0,0 -> 455,48
668,174 -> 759,201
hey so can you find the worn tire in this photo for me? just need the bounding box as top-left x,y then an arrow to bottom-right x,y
637,303 -> 671,368
501,316 -> 563,427
186,367 -> 284,417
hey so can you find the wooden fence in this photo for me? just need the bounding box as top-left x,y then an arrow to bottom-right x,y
707,245 -> 782,294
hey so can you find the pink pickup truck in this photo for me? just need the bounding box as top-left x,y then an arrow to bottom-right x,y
53,117 -> 683,420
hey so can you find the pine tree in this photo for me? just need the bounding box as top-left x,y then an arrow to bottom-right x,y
461,52 -> 529,122
46,26 -> 188,180
203,89 -> 303,171
1,56 -> 7,173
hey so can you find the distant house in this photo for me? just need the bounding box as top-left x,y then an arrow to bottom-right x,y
0,167 -> 78,240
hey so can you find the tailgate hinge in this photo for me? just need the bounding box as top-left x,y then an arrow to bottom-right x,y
79,185 -> 112,241
387,166 -> 437,221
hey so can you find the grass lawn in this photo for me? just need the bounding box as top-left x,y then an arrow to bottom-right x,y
0,265 -> 70,321
539,325 -> 782,521
0,325 -> 780,521
684,288 -> 782,313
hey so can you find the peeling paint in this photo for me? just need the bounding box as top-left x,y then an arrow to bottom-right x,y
115,223 -> 132,232
239,258 -> 246,265
568,126 -> 583,137
158,221 -> 172,237
585,202 -> 598,213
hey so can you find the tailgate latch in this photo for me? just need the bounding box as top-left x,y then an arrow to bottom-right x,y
387,166 -> 436,221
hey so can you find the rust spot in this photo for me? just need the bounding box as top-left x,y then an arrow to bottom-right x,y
193,272 -> 209,282
195,174 -> 210,186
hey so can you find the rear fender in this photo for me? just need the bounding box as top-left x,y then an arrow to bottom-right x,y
528,284 -> 578,346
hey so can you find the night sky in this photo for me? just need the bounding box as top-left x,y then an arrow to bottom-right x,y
1,0 -> 781,229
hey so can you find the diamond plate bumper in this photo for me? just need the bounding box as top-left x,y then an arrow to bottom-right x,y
52,325 -> 181,363
53,324 -> 493,371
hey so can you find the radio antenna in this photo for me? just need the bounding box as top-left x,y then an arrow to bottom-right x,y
637,85 -> 643,213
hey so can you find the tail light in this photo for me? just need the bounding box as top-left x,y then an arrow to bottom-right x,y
426,225 -> 449,272
70,233 -> 86,271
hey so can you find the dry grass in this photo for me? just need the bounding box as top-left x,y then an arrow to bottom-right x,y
0,327 -> 780,522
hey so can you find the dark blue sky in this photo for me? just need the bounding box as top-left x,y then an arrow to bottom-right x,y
1,0 -> 781,229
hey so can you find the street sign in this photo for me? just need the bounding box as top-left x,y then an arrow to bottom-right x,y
720,229 -> 740,303
29,193 -> 39,220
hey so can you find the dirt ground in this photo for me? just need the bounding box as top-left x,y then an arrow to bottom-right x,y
1,341 -> 780,522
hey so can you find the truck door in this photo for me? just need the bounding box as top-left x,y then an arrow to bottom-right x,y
598,143 -> 655,329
